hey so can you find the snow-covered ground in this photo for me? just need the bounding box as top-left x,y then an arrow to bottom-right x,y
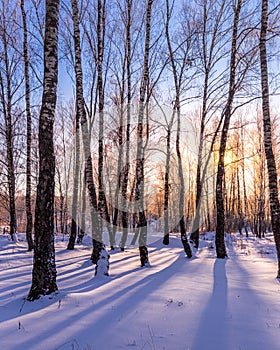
1,231 -> 280,350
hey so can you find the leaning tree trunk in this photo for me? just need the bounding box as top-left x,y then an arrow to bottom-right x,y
165,0 -> 192,257
71,0 -> 109,275
190,0 -> 226,249
21,0 -> 33,251
28,0 -> 60,301
259,0 -> 280,278
215,0 -> 242,259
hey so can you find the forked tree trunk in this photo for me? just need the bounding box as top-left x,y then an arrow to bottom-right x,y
21,0 -> 33,251
190,0 -> 226,249
71,0 -> 109,275
259,0 -> 280,278
28,0 -> 60,301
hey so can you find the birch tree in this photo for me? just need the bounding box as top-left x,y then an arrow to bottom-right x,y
21,0 -> 33,251
71,0 -> 109,275
67,28 -> 80,251
259,0 -> 280,278
190,0 -> 229,248
96,0 -> 115,250
0,0 -> 19,241
134,0 -> 153,266
215,0 -> 243,258
164,0 -> 193,258
28,0 -> 60,300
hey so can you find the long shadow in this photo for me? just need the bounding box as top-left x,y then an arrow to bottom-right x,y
0,260 -> 95,322
191,259 -> 229,350
227,257 -> 280,350
192,253 -> 279,350
61,243 -> 201,295
1,263 -> 32,272
0,269 -> 32,283
15,252 -> 199,350
0,279 -> 31,296
0,250 -> 31,257
0,240 -> 203,350
105,253 -> 139,266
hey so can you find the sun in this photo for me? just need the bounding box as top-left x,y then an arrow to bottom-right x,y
224,150 -> 235,166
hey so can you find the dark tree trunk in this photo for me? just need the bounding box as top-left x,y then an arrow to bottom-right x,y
237,169 -> 243,235
21,0 -> 33,251
241,126 -> 249,237
190,0 -> 226,249
215,0 -> 242,259
112,83 -> 125,250
28,0 -> 60,301
77,170 -> 86,244
67,0 -> 82,251
259,0 -> 280,278
176,107 -> 192,258
67,126 -> 80,250
163,125 -> 172,245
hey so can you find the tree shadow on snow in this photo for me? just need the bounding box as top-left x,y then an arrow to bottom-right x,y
191,259 -> 229,350
14,250 -> 197,350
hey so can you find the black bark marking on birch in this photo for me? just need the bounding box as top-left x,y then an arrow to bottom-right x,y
21,0 -> 33,251
28,0 -> 60,301
132,0 -> 154,266
70,0 -> 109,274
260,0 -> 280,278
67,0 -> 82,251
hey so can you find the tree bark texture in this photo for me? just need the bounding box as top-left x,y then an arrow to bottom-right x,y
21,0 -> 33,251
134,0 -> 154,267
28,0 -> 60,301
71,0 -> 109,274
215,0 -> 242,259
259,0 -> 280,278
